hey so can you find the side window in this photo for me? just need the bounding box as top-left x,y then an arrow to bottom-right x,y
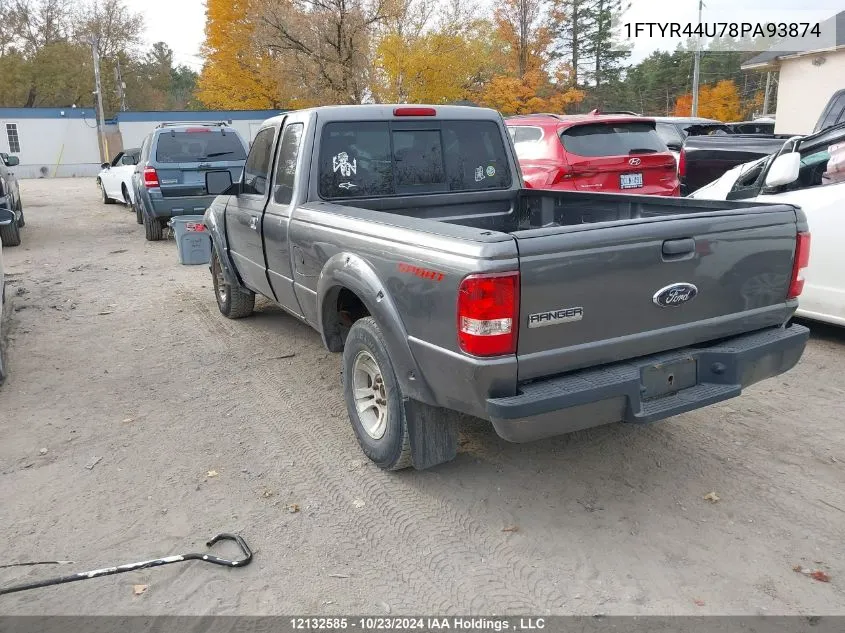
5,123 -> 21,154
273,123 -> 304,205
656,123 -> 683,148
140,136 -> 151,163
242,127 -> 276,196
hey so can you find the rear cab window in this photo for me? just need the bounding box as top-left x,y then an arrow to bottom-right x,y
318,120 -> 511,199
560,121 -> 667,157
155,128 -> 247,164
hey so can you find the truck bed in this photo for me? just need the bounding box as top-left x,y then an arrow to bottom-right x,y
331,188 -> 802,379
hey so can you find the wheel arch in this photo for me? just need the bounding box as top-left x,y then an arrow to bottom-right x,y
317,252 -> 436,405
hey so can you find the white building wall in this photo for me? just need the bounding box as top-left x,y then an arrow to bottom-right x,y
0,116 -> 101,179
775,49 -> 845,135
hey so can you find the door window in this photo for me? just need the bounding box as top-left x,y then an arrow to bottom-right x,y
273,123 -> 304,205
242,127 -> 276,196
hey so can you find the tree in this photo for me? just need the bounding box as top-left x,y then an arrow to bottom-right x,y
256,0 -> 394,105
371,0 -> 493,104
478,0 -> 583,114
196,0 -> 281,109
673,79 -> 742,121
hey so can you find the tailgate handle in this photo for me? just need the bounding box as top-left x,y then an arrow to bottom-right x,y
662,238 -> 696,257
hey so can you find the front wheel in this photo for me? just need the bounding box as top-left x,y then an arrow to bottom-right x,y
342,317 -> 412,471
211,249 -> 254,318
16,201 -> 24,228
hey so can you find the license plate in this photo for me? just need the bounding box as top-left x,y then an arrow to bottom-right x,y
620,172 -> 643,189
640,358 -> 697,399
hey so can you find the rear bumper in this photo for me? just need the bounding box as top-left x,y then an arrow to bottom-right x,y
144,192 -> 217,218
486,324 -> 809,443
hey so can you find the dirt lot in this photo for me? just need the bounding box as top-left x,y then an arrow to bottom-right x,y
1,178 -> 844,615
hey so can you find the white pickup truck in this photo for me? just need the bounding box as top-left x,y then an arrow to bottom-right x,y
690,123 -> 845,326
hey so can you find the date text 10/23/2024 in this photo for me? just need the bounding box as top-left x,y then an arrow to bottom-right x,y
290,617 -> 548,631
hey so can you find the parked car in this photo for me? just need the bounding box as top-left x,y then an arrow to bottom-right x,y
97,148 -> 140,205
689,122 -> 845,326
680,91 -> 845,195
0,205 -> 11,382
505,113 -> 680,196
725,120 -> 776,135
202,104 -> 809,471
0,152 -> 24,247
132,122 -> 248,241
653,116 -> 727,153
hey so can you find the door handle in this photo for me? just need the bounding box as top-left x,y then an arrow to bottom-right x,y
662,238 -> 695,257
249,216 -> 258,231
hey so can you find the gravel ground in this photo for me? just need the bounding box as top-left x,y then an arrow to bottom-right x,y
1,178 -> 844,615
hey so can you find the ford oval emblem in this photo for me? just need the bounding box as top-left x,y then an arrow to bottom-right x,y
653,283 -> 698,308
629,157 -> 642,166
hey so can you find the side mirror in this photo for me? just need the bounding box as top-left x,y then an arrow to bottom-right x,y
0,207 -> 15,225
4,155 -> 19,167
765,152 -> 801,188
206,170 -> 234,195
101,162 -> 110,169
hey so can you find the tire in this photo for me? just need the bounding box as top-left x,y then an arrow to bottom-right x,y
342,317 -> 412,471
143,213 -> 163,241
16,201 -> 24,228
100,179 -> 115,205
0,219 -> 21,247
134,200 -> 143,225
122,184 -> 131,206
211,249 -> 254,319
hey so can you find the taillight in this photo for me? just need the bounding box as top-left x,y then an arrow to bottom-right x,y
545,166 -> 571,186
143,167 -> 159,188
678,149 -> 686,179
457,272 -> 519,357
787,232 -> 811,299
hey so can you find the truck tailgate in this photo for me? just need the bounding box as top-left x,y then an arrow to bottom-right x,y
514,205 -> 800,381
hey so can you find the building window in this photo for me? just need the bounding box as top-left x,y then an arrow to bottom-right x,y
6,123 -> 21,153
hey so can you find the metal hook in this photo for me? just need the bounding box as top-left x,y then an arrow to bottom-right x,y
0,533 -> 253,596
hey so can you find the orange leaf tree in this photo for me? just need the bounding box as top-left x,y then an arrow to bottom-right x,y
196,0 -> 282,109
673,79 -> 742,121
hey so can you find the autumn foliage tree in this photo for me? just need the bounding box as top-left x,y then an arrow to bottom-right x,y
478,0 -> 583,114
673,79 -> 743,121
196,0 -> 282,109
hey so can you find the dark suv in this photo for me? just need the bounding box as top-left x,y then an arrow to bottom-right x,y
132,122 -> 248,241
0,153 -> 24,247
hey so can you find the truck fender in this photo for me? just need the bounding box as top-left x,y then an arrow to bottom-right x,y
316,252 -> 437,406
203,204 -> 240,288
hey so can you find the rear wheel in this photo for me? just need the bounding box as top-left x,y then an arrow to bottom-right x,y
211,250 -> 254,318
100,179 -> 115,204
134,199 -> 143,224
143,213 -> 163,241
0,220 -> 21,247
342,317 -> 412,471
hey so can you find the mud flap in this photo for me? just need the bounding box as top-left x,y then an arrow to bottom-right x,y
404,399 -> 459,470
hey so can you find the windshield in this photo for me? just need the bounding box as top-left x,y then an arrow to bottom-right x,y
155,130 -> 246,163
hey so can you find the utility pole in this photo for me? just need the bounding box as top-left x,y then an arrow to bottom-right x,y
90,37 -> 108,163
762,70 -> 772,116
115,58 -> 127,112
691,0 -> 704,116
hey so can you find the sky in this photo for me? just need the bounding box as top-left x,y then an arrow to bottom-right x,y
135,0 -> 845,71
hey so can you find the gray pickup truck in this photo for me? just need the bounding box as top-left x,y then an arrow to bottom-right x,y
203,104 -> 811,471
